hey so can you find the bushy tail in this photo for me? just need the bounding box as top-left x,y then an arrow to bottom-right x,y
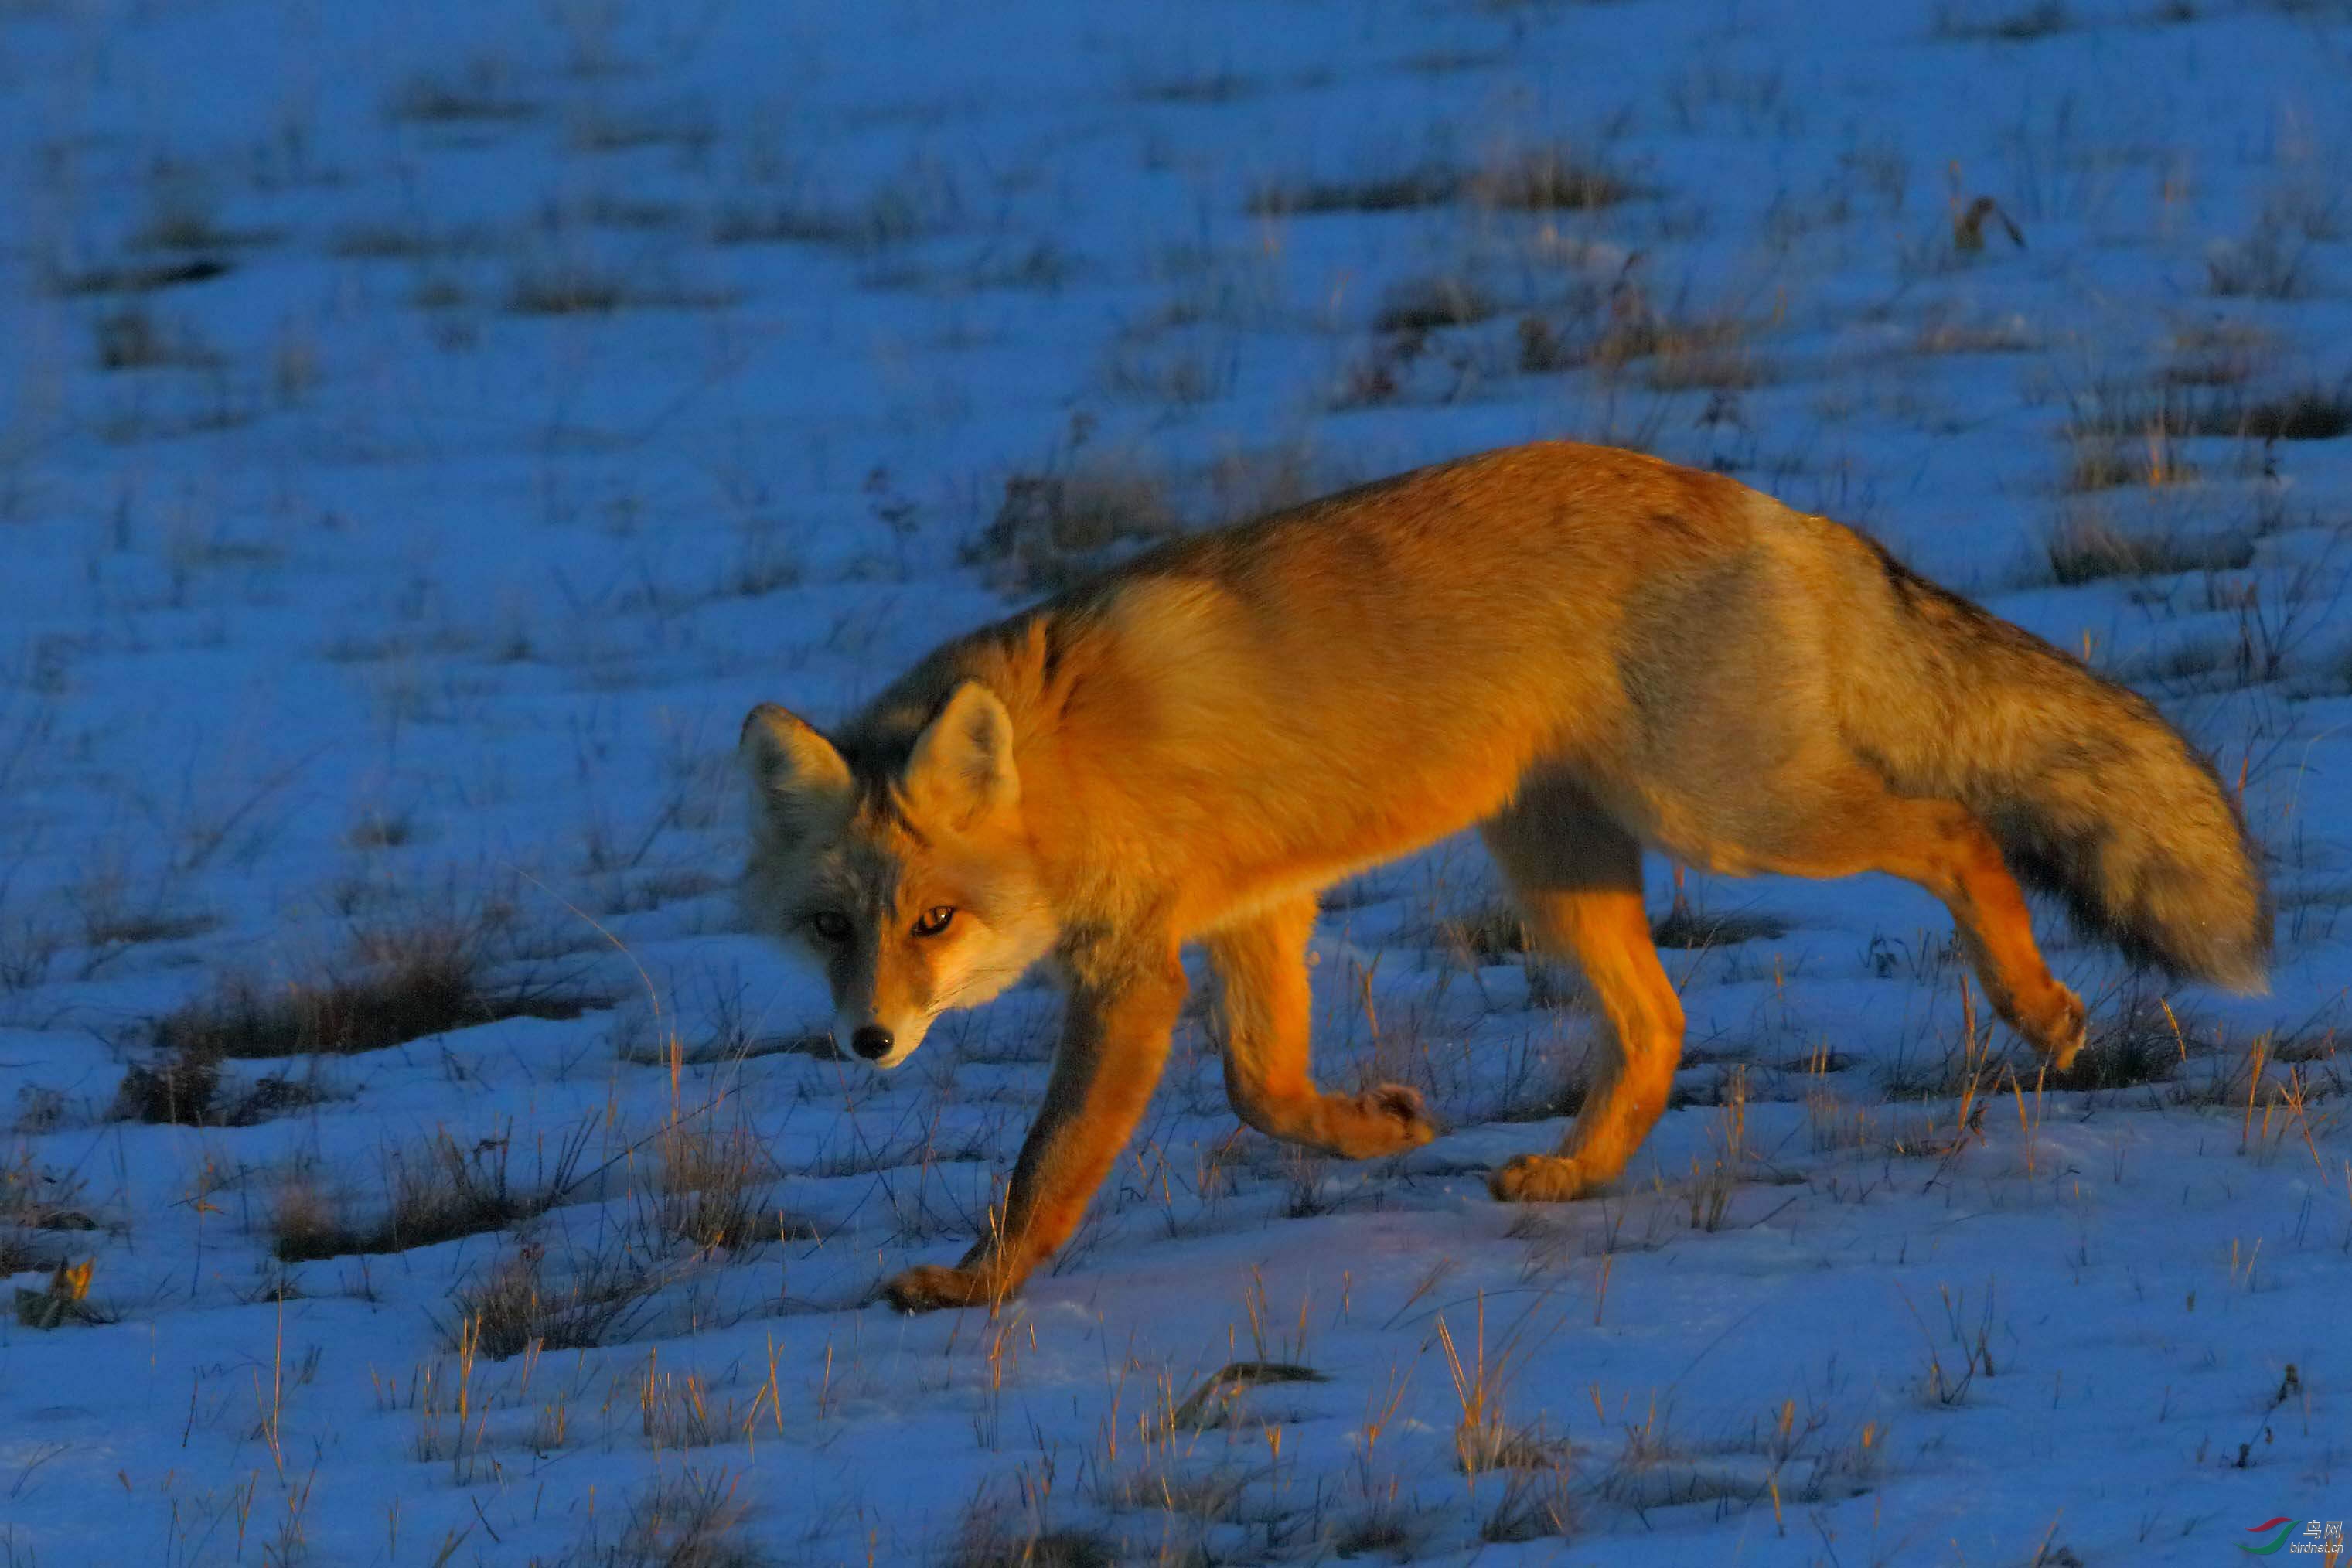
1848,544 -> 2271,991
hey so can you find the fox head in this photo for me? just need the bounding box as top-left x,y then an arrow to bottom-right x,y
738,682 -> 1058,1069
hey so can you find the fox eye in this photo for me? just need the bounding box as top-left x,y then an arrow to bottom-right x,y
912,905 -> 956,937
807,911 -> 852,943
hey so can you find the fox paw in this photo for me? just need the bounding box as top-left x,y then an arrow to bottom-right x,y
2027,986 -> 2088,1073
879,1264 -> 1007,1314
1334,1084 -> 1440,1157
1488,1153 -> 1597,1204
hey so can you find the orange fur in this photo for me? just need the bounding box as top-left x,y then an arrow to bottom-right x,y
740,441 -> 2268,1311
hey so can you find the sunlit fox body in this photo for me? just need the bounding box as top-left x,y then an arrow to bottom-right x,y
740,441 -> 2268,1311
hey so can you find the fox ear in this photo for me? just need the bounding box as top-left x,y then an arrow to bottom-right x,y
904,681 -> 1018,828
739,704 -> 853,844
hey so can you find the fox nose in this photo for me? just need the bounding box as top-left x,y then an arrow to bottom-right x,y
849,1024 -> 895,1062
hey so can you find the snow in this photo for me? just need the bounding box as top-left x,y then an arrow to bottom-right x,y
1,0 -> 2348,1563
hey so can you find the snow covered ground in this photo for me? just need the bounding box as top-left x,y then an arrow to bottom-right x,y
2,0 -> 2349,1562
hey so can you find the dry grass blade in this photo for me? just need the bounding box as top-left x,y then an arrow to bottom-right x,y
1434,1293 -> 1563,1473
273,1120 -> 594,1261
446,1239 -> 664,1362
563,1465 -> 767,1568
654,1110 -> 796,1253
963,462 -> 1181,593
155,924 -> 605,1061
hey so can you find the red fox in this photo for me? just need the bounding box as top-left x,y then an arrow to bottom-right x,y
739,442 -> 2268,1311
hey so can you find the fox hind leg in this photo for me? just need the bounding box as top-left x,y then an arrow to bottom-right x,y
1208,892 -> 1438,1159
1745,774 -> 2086,1069
1481,783 -> 1686,1203
1910,809 -> 2087,1069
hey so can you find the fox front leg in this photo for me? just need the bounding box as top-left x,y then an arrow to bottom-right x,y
881,949 -> 1184,1313
1208,892 -> 1440,1158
